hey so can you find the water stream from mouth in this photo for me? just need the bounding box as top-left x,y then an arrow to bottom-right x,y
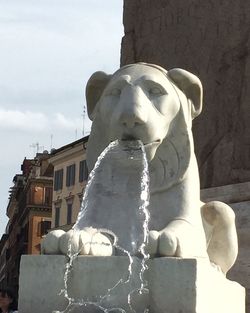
56,140 -> 150,313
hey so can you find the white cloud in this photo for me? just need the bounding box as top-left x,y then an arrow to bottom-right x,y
0,107 -> 49,131
54,112 -> 82,130
0,107 -> 90,133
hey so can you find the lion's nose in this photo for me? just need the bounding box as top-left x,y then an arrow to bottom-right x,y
118,87 -> 148,129
119,108 -> 147,129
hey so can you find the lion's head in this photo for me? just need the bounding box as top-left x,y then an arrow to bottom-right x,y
86,63 -> 203,192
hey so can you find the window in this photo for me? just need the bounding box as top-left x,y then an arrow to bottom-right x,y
79,160 -> 88,182
67,203 -> 72,225
54,169 -> 63,191
28,185 -> 52,205
66,164 -> 75,187
45,187 -> 52,205
33,186 -> 44,204
39,220 -> 51,236
55,207 -> 60,228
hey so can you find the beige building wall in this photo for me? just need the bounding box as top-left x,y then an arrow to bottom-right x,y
49,138 -> 88,230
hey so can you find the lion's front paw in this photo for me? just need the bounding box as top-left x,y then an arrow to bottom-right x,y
150,220 -> 208,258
146,229 -> 177,257
41,229 -> 65,255
158,229 -> 178,256
41,228 -> 113,256
146,230 -> 160,256
81,230 -> 113,256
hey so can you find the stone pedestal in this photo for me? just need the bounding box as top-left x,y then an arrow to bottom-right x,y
18,255 -> 245,313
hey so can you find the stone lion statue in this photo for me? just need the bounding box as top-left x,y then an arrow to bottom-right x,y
42,63 -> 238,274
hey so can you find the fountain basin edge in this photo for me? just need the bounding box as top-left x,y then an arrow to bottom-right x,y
18,255 -> 245,313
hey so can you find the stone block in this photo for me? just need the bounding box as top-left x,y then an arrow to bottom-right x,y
18,255 -> 245,313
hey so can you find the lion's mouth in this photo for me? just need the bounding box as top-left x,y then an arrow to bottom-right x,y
118,137 -> 161,162
109,136 -> 161,161
121,135 -> 137,141
144,139 -> 161,147
120,135 -> 161,147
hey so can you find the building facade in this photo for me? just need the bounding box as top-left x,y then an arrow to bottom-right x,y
49,137 -> 89,231
0,136 -> 89,297
0,152 -> 53,292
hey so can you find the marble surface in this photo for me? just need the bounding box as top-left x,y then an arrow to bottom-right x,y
202,181 -> 250,312
85,63 -> 208,260
84,63 -> 238,273
42,63 -> 239,275
18,255 -> 245,313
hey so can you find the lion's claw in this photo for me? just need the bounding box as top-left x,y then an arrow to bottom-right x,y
41,228 -> 113,256
159,230 -> 178,256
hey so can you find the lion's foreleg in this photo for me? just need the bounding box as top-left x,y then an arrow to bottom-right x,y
147,219 -> 208,258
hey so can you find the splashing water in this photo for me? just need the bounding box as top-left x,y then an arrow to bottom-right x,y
57,140 -> 150,313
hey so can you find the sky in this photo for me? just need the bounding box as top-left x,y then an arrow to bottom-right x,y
0,0 -> 124,236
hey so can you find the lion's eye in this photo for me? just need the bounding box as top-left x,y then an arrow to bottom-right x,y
110,88 -> 121,96
149,87 -> 164,96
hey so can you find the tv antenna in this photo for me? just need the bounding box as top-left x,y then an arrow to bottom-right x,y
50,134 -> 53,150
30,142 -> 44,156
82,105 -> 86,137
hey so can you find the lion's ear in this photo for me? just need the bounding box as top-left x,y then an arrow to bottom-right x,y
85,71 -> 112,120
167,68 -> 203,119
